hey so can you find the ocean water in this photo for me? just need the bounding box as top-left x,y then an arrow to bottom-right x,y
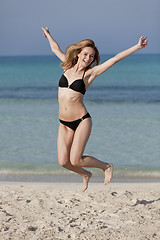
0,54 -> 160,179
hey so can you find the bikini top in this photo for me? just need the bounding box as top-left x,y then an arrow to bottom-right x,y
59,70 -> 86,95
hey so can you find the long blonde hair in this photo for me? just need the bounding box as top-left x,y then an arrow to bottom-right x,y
61,39 -> 100,70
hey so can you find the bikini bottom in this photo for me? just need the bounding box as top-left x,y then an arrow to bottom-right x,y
59,112 -> 91,131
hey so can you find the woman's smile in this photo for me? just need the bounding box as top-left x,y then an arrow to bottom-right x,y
78,47 -> 95,67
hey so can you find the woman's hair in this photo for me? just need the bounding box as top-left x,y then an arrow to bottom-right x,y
61,39 -> 100,70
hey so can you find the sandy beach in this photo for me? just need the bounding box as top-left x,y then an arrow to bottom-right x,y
0,181 -> 160,240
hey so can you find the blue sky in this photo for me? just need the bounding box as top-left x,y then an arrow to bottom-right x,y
0,0 -> 160,56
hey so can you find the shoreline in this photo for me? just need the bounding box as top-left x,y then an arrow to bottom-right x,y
0,173 -> 160,183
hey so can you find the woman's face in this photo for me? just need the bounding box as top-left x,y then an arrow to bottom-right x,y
78,47 -> 95,68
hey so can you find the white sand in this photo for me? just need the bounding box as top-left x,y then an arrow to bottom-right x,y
0,182 -> 160,240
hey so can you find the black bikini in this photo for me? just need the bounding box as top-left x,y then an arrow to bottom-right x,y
59,112 -> 91,131
59,69 -> 91,131
59,70 -> 86,95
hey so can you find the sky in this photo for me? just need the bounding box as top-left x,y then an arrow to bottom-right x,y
0,0 -> 160,56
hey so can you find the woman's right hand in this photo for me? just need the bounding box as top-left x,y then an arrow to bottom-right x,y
41,26 -> 65,62
42,26 -> 50,38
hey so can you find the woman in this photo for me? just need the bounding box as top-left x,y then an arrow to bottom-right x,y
42,27 -> 147,192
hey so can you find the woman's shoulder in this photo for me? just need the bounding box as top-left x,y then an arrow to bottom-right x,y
84,68 -> 97,88
85,67 -> 96,78
85,67 -> 93,75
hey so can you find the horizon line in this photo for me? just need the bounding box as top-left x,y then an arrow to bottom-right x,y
0,53 -> 159,57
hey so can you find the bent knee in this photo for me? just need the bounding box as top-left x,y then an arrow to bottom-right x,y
58,158 -> 69,168
70,158 -> 81,167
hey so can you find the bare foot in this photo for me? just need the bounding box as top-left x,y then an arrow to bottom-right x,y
81,171 -> 92,192
104,163 -> 114,185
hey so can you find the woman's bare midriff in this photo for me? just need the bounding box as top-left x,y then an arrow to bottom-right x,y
58,88 -> 88,121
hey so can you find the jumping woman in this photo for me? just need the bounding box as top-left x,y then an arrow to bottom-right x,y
42,27 -> 147,192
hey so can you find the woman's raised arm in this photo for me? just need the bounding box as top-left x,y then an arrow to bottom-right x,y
42,27 -> 65,62
91,36 -> 148,78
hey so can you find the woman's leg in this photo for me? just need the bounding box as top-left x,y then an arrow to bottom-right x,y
70,118 -> 113,184
57,123 -> 92,191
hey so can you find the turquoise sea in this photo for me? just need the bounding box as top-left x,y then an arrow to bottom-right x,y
0,54 -> 160,181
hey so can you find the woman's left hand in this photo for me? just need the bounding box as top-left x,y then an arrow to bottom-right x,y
138,36 -> 148,49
